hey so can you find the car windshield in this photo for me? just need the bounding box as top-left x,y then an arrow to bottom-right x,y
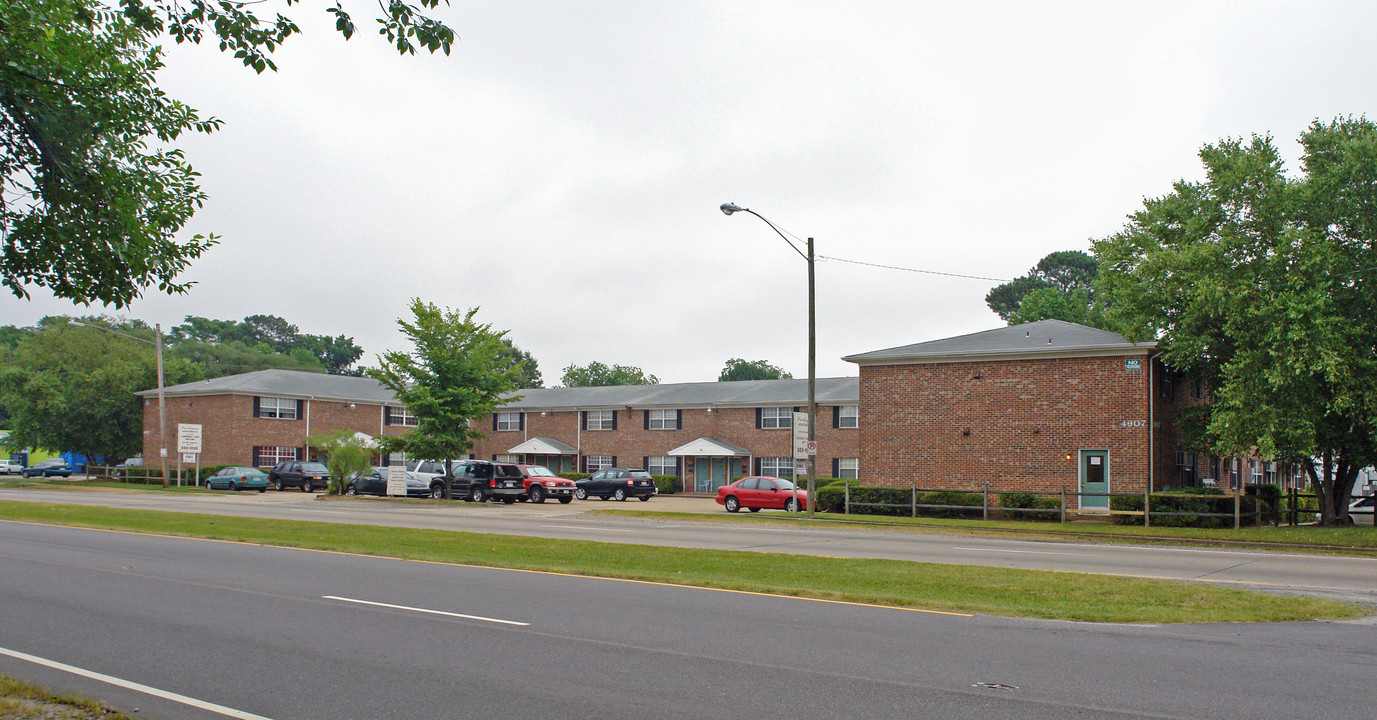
302,462 -> 328,473
525,466 -> 556,477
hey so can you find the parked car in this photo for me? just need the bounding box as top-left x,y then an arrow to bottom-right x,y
575,467 -> 657,501
515,464 -> 575,504
21,459 -> 75,478
0,459 -> 23,475
347,466 -> 432,498
716,476 -> 811,513
444,460 -> 526,503
268,461 -> 330,492
1329,496 -> 1375,526
205,466 -> 270,492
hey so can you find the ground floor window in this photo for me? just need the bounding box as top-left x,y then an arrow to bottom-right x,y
834,457 -> 859,480
759,457 -> 795,480
1177,451 -> 1197,487
494,454 -> 519,463
648,457 -> 679,477
583,455 -> 613,473
253,446 -> 300,467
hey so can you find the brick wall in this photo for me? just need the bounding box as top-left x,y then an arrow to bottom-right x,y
858,355 -> 1155,499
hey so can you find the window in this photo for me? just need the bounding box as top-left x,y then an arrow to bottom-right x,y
1264,462 -> 1277,485
585,410 -> 615,431
648,457 -> 679,477
584,455 -> 613,472
254,446 -> 299,466
257,396 -> 297,420
387,407 -> 418,427
496,412 -> 522,432
835,458 -> 859,480
836,405 -> 858,429
759,407 -> 793,429
759,457 -> 795,479
1176,451 -> 1197,487
1251,460 -> 1265,485
647,409 -> 679,430
494,454 -> 519,463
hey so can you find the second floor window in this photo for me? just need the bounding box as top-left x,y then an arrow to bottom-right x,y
496,412 -> 522,431
759,407 -> 793,429
836,405 -> 858,429
387,407 -> 418,427
585,410 -> 615,430
257,396 -> 297,420
647,409 -> 679,430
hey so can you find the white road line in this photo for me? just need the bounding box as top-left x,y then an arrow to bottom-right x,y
952,547 -> 1095,557
322,595 -> 530,626
537,524 -> 635,532
0,646 -> 275,720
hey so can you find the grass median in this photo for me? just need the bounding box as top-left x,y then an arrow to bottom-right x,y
1,500 -> 1365,624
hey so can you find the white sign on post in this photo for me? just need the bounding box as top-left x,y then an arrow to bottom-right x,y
177,423 -> 203,454
792,412 -> 810,459
387,466 -> 409,497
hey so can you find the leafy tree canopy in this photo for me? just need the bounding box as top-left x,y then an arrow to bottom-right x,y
718,358 -> 793,382
1093,116 -> 1377,524
307,429 -> 373,496
168,314 -> 363,375
0,315 -> 201,464
560,361 -> 659,388
1,0 -> 455,307
369,300 -> 521,497
498,338 -> 543,389
986,250 -> 1101,325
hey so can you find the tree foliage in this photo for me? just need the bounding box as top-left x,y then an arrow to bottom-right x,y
0,0 -> 455,307
306,429 -> 373,496
0,315 -> 201,463
560,361 -> 659,388
986,250 -> 1102,326
369,300 -> 521,498
1093,116 -> 1377,524
718,358 -> 793,382
498,338 -> 543,389
168,314 -> 363,375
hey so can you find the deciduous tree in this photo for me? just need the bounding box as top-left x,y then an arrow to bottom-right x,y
307,429 -> 373,496
718,358 -> 793,382
560,361 -> 659,387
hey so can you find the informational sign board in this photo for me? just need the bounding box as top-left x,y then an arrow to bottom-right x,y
1125,358 -> 1142,370
182,453 -> 197,464
792,412 -> 810,459
387,466 -> 409,497
177,423 -> 203,454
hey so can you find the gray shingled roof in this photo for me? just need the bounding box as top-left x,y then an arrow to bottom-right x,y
140,368 -> 859,410
843,319 -> 1155,365
137,368 -> 400,404
498,376 -> 858,411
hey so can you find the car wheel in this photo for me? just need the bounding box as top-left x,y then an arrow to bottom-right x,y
257,488 -> 266,493
430,483 -> 445,499
558,496 -> 573,504
574,488 -> 588,500
229,482 -> 239,491
724,496 -> 740,513
472,487 -> 487,503
614,488 -> 627,502
345,484 -> 357,496
749,507 -> 760,513
784,498 -> 798,513
301,480 -> 312,492
529,486 -> 545,504
639,495 -> 651,502
275,480 -> 284,491
502,497 -> 515,505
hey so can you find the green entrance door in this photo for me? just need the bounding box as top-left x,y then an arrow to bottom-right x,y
1079,450 -> 1109,510
694,459 -> 710,493
710,458 -> 727,490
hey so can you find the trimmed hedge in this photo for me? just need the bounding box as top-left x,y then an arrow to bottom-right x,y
813,485 -> 984,518
1109,487 -> 1268,527
652,474 -> 682,494
994,492 -> 1062,521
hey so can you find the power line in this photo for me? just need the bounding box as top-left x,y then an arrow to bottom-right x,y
818,255 -> 1010,283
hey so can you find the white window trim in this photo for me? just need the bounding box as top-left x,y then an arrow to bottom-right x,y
761,406 -> 792,429
392,407 -> 418,427
586,410 -> 614,431
648,456 -> 678,476
496,411 -> 522,432
585,455 -> 614,472
648,409 -> 678,430
837,457 -> 859,480
838,405 -> 859,429
760,457 -> 795,479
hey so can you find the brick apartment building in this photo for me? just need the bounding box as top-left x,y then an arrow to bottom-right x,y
138,320 -> 1258,504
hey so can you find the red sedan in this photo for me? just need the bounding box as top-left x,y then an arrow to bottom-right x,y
716,476 -> 811,513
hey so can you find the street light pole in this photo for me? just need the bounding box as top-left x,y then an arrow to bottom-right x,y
69,320 -> 170,487
720,203 -> 817,518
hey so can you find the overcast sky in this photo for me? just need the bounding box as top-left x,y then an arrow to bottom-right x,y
5,0 -> 1376,384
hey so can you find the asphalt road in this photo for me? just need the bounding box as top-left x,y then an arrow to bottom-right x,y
2,521 -> 1375,720
3,488 -> 1377,607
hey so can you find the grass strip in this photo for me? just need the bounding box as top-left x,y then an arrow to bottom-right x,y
0,673 -> 134,719
0,500 -> 1363,624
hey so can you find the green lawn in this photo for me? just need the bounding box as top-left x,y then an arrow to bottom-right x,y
0,500 -> 1364,624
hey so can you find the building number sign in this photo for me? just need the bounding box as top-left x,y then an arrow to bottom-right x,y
1120,420 -> 1145,428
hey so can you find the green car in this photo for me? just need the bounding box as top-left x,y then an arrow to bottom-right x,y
205,466 -> 271,492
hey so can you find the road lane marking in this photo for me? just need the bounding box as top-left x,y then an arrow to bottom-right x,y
537,524 -> 635,532
952,547 -> 1095,557
322,595 -> 530,626
0,646 -> 275,720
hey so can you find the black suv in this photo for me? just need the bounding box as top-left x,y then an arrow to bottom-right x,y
441,460 -> 525,503
269,461 -> 330,492
575,467 -> 657,501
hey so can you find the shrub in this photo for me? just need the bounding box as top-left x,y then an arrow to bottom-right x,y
1111,489 -> 1266,527
919,491 -> 983,519
558,472 -> 589,481
652,474 -> 682,494
815,485 -> 846,513
847,486 -> 912,516
995,492 -> 1061,521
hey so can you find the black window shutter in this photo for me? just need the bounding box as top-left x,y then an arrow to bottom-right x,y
675,458 -> 682,476
252,447 -> 261,466
611,412 -> 618,430
383,407 -> 393,426
754,458 -> 761,475
611,456 -> 617,467
676,409 -> 682,430
519,413 -> 525,431
580,456 -> 586,473
295,447 -> 303,461
492,413 -> 498,430
581,411 -> 587,430
756,408 -> 762,429
833,406 -> 840,428
644,410 -> 650,430
253,397 -> 261,418
832,458 -> 839,477
643,456 -> 649,471
296,399 -> 305,420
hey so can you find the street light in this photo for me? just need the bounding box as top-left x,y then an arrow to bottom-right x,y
69,320 -> 169,488
720,202 -> 817,518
